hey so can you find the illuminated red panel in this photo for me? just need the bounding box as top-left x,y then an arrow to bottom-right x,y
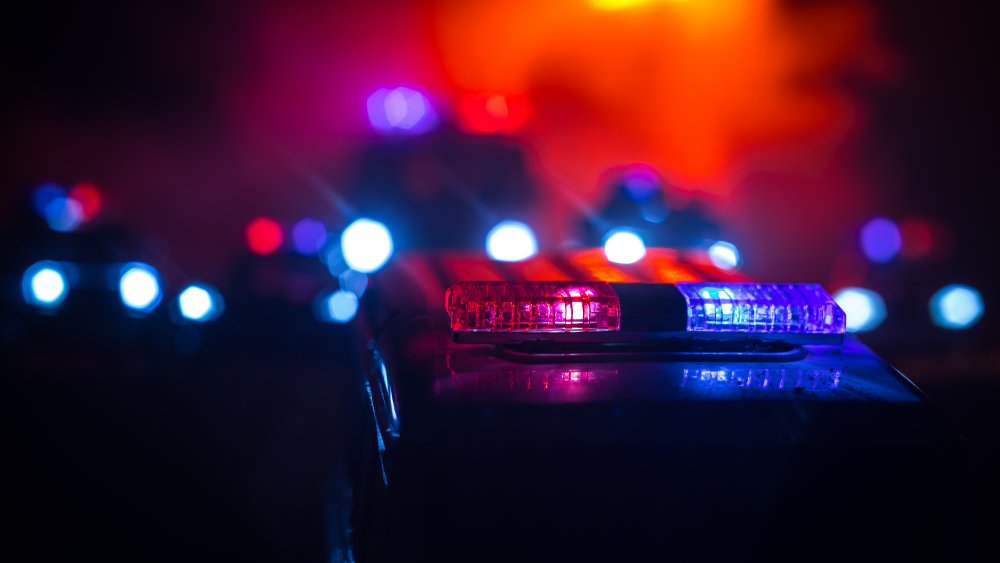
446,282 -> 621,332
246,217 -> 284,255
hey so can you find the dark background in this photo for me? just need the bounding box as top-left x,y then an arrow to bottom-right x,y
2,0 -> 999,560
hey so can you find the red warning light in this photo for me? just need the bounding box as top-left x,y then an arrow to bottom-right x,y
458,93 -> 530,134
898,217 -> 934,260
68,182 -> 103,220
246,217 -> 284,255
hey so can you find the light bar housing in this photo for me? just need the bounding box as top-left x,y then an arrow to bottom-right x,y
446,282 -> 846,344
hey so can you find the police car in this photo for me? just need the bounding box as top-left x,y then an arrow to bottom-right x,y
350,248 -> 964,562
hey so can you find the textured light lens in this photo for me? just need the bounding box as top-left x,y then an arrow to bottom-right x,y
446,282 -> 621,332
677,282 -> 846,334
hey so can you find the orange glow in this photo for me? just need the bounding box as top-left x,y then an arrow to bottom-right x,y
640,250 -> 703,283
507,257 -> 575,281
589,0 -> 655,10
569,248 -> 639,282
433,0 -> 885,196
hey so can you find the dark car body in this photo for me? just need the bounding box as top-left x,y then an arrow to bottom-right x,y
351,250 -> 966,562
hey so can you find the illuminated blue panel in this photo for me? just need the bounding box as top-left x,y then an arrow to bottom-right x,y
676,283 -> 846,335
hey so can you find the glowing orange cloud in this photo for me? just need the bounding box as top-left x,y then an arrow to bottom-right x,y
432,0 -> 891,196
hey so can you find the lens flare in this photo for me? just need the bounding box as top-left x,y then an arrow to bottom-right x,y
833,287 -> 886,332
323,290 -> 359,323
44,197 -> 84,232
178,284 -> 224,322
119,263 -> 162,313
708,241 -> 740,271
22,261 -> 69,308
246,217 -> 284,255
367,87 -> 437,134
33,183 -> 65,216
930,284 -> 984,330
603,230 -> 646,264
291,218 -> 327,255
486,221 -> 538,262
341,218 -> 393,273
860,217 -> 902,263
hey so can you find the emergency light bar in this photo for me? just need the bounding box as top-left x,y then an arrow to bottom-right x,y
445,282 -> 846,343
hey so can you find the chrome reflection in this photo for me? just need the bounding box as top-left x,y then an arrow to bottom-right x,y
681,368 -> 841,392
371,348 -> 400,439
447,368 -> 619,393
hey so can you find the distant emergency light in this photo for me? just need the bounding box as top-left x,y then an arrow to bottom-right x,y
446,282 -> 845,341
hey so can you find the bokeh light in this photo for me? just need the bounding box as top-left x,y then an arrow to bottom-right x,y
898,217 -> 935,260
291,218 -> 328,255
177,284 -> 224,322
457,92 -> 529,134
323,290 -> 359,323
621,164 -> 661,203
119,262 -> 162,313
603,229 -> 646,264
33,182 -> 101,231
68,182 -> 103,220
485,220 -> 538,262
367,87 -> 437,134
708,241 -> 740,271
246,217 -> 284,255
33,183 -> 66,216
22,261 -> 69,308
930,284 -> 984,330
860,217 -> 902,263
341,218 -> 393,273
338,269 -> 369,298
43,197 -> 84,232
833,287 -> 886,332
